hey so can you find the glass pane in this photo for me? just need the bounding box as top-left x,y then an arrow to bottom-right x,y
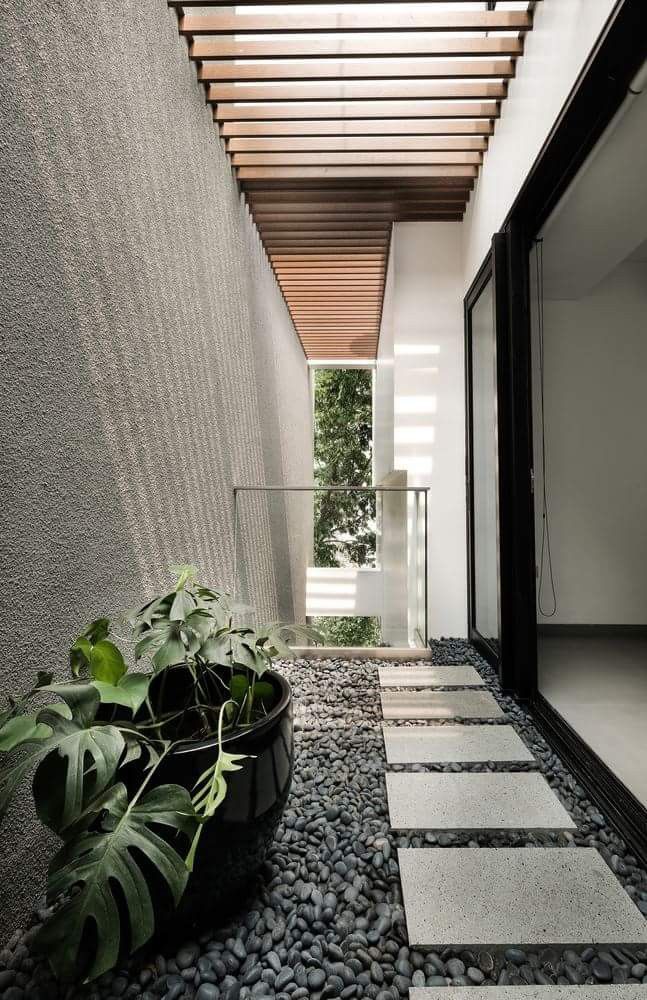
233,487 -> 428,648
471,277 -> 500,646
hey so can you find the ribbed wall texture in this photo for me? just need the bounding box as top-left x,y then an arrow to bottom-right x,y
0,0 -> 312,938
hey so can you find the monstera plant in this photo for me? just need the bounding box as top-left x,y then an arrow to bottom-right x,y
0,566 -> 318,982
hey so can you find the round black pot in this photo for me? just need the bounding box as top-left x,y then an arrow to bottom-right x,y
150,668 -> 293,928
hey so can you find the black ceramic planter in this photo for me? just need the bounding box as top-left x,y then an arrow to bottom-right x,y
152,668 -> 294,927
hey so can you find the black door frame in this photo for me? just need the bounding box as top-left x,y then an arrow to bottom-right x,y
503,0 -> 646,698
464,0 -> 646,698
477,0 -> 647,860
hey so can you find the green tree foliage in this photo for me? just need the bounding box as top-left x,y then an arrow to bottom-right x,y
313,369 -> 376,568
311,616 -> 381,647
312,369 -> 382,646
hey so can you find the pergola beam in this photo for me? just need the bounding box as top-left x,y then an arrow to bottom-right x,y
239,165 -> 478,179
222,119 -> 494,137
180,10 -> 533,34
209,81 -> 507,103
200,58 -> 515,83
229,135 -> 487,152
235,151 -> 482,166
192,35 -> 523,61
215,101 -> 500,121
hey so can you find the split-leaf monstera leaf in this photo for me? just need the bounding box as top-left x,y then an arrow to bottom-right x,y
35,782 -> 198,982
0,686 -> 124,832
0,567 -> 322,984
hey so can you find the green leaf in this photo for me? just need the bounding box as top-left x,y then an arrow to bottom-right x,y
128,594 -> 172,633
135,623 -> 187,670
185,609 -> 215,645
169,588 -> 195,622
230,636 -> 268,677
35,782 -> 198,982
89,640 -> 126,685
188,750 -> 247,871
41,683 -> 101,727
118,674 -> 150,714
92,674 -> 150,715
0,714 -> 52,752
251,681 -> 275,711
32,711 -> 125,834
83,619 -> 111,645
262,623 -> 324,659
265,636 -> 293,659
199,633 -> 232,664
91,682 -> 132,711
151,626 -> 186,671
170,564 -> 198,590
229,674 -> 249,707
0,689 -> 121,829
70,636 -> 93,678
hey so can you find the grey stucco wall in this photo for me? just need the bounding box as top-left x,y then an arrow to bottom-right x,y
0,0 -> 312,939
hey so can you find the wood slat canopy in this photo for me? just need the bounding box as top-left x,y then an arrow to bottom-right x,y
171,1 -> 537,359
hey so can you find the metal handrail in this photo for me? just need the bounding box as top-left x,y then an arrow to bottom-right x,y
233,485 -> 429,492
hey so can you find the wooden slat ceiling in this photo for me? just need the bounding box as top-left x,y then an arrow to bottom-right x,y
171,2 -> 538,359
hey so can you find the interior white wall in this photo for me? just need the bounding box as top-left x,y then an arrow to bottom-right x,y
389,223 -> 467,638
540,89 -> 647,299
532,258 -> 647,624
461,0 -> 619,290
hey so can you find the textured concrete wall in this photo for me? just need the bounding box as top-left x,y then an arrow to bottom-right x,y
0,0 -> 312,938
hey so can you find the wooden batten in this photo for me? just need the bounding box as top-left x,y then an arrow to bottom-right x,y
214,100 -> 500,121
180,11 -> 533,34
200,58 -> 515,83
168,0 -> 533,358
192,36 -> 523,61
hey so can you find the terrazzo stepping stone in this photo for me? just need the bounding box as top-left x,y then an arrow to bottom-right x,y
399,847 -> 647,946
411,989 -> 647,1000
378,663 -> 484,688
381,689 -> 504,720
386,772 -> 576,831
382,723 -> 534,763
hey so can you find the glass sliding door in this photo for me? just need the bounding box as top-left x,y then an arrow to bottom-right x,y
470,276 -> 500,652
465,235 -> 511,672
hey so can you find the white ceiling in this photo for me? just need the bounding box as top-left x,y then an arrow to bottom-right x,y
539,81 -> 647,300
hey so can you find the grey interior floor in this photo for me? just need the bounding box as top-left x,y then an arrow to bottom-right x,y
538,634 -> 647,809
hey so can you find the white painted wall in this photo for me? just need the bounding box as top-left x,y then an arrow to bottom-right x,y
532,259 -> 647,624
305,566 -> 383,618
374,246 -> 395,483
389,223 -> 467,638
461,0 -> 619,289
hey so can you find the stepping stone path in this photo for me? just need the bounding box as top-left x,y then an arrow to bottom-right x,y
381,687 -> 504,719
378,663 -> 484,687
399,847 -> 647,946
411,989 -> 647,1000
382,722 -> 534,763
386,771 -> 576,831
378,659 -> 647,979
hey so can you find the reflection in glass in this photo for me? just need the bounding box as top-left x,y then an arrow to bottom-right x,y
471,278 -> 500,647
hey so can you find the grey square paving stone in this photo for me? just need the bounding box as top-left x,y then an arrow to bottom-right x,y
378,664 -> 485,688
382,723 -> 534,763
381,689 -> 504,720
399,847 -> 647,946
410,989 -> 647,1000
386,772 -> 576,831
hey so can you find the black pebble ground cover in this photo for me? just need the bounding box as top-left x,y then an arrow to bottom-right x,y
2,640 -> 647,1000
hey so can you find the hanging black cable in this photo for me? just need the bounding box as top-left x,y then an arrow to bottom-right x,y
534,238 -> 557,617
